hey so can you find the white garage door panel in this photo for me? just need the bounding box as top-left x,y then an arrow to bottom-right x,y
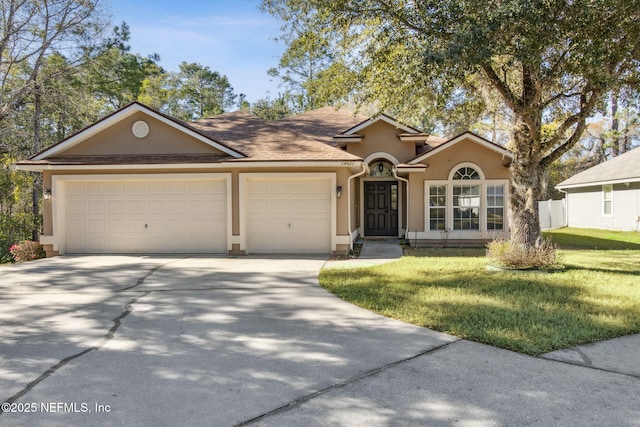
65,179 -> 227,254
247,179 -> 331,253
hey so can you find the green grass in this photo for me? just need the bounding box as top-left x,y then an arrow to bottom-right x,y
543,227 -> 640,249
319,229 -> 640,355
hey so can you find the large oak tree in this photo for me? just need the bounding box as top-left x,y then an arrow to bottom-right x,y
263,0 -> 640,248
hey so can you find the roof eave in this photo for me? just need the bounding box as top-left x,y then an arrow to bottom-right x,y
409,131 -> 513,165
557,176 -> 640,189
31,102 -> 246,161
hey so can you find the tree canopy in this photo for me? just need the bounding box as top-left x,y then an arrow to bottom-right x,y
0,3 -> 240,259
263,0 -> 640,247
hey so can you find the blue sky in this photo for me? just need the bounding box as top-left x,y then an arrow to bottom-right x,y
106,0 -> 285,104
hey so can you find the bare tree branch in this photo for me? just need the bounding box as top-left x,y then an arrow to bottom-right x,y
0,0 -> 104,122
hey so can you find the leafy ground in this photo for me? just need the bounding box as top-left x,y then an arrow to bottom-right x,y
319,228 -> 640,355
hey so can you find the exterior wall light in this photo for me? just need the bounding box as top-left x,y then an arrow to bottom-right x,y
337,186 -> 342,198
44,188 -> 52,200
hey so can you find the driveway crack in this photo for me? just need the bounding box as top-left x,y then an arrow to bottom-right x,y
2,259 -> 181,412
233,339 -> 460,426
118,256 -> 190,292
0,291 -> 151,413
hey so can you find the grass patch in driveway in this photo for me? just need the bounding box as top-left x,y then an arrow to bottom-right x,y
319,232 -> 640,355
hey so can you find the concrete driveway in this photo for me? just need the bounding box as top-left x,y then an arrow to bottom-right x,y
1,256 -> 638,426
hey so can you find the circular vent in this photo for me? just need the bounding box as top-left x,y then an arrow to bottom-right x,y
132,120 -> 150,138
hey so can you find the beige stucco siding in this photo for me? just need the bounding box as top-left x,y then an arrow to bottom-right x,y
407,173 -> 426,233
350,177 -> 360,233
420,139 -> 510,180
407,138 -> 511,232
60,112 -> 224,156
346,121 -> 417,164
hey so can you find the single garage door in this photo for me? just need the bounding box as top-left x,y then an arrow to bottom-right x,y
246,178 -> 331,253
65,178 -> 227,253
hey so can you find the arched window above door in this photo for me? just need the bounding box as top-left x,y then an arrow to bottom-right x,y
369,160 -> 393,177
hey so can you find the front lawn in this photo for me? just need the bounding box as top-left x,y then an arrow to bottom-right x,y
319,229 -> 640,355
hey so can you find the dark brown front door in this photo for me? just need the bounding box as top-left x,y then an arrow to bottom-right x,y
364,181 -> 398,236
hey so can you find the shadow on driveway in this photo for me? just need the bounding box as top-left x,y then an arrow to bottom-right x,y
1,255 -> 638,426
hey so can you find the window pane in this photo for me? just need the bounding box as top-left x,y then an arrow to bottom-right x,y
486,185 -> 505,230
430,207 -> 446,230
487,208 -> 504,230
428,186 -> 446,230
391,184 -> 398,210
602,185 -> 612,215
453,185 -> 480,230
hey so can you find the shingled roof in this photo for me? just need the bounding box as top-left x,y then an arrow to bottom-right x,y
557,146 -> 640,188
273,106 -> 369,146
190,111 -> 362,162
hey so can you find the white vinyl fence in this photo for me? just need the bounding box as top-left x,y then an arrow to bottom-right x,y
539,199 -> 566,230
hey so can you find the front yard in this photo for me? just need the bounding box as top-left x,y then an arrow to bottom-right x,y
319,228 -> 640,355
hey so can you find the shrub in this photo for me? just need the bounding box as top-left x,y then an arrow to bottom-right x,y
9,240 -> 46,263
486,238 -> 558,270
0,249 -> 13,264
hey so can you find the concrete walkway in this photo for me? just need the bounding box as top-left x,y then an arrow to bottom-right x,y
323,239 -> 404,269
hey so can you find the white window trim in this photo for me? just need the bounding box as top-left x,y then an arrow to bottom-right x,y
424,179 -> 509,238
427,183 -> 447,232
602,184 -> 613,217
486,184 -> 506,231
448,162 -> 486,181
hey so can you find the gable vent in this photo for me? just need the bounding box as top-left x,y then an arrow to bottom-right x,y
132,120 -> 150,138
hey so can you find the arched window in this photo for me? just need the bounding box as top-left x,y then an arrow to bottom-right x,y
369,161 -> 393,177
453,167 -> 480,180
427,163 -> 507,233
452,171 -> 481,230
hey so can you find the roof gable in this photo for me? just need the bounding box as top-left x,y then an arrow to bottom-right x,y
31,102 -> 245,161
409,131 -> 513,165
342,113 -> 423,135
557,146 -> 640,188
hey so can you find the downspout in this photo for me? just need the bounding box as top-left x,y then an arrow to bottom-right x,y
347,163 -> 368,250
393,167 -> 410,239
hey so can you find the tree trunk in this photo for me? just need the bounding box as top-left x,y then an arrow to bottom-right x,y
611,93 -> 620,157
508,120 -> 544,248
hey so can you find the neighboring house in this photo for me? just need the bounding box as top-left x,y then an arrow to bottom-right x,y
17,102 -> 513,256
556,146 -> 640,232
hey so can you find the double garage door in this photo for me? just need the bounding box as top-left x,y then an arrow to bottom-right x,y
65,177 -> 228,253
61,174 -> 333,254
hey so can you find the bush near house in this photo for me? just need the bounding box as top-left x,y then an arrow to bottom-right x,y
9,240 -> 46,263
486,237 -> 558,270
